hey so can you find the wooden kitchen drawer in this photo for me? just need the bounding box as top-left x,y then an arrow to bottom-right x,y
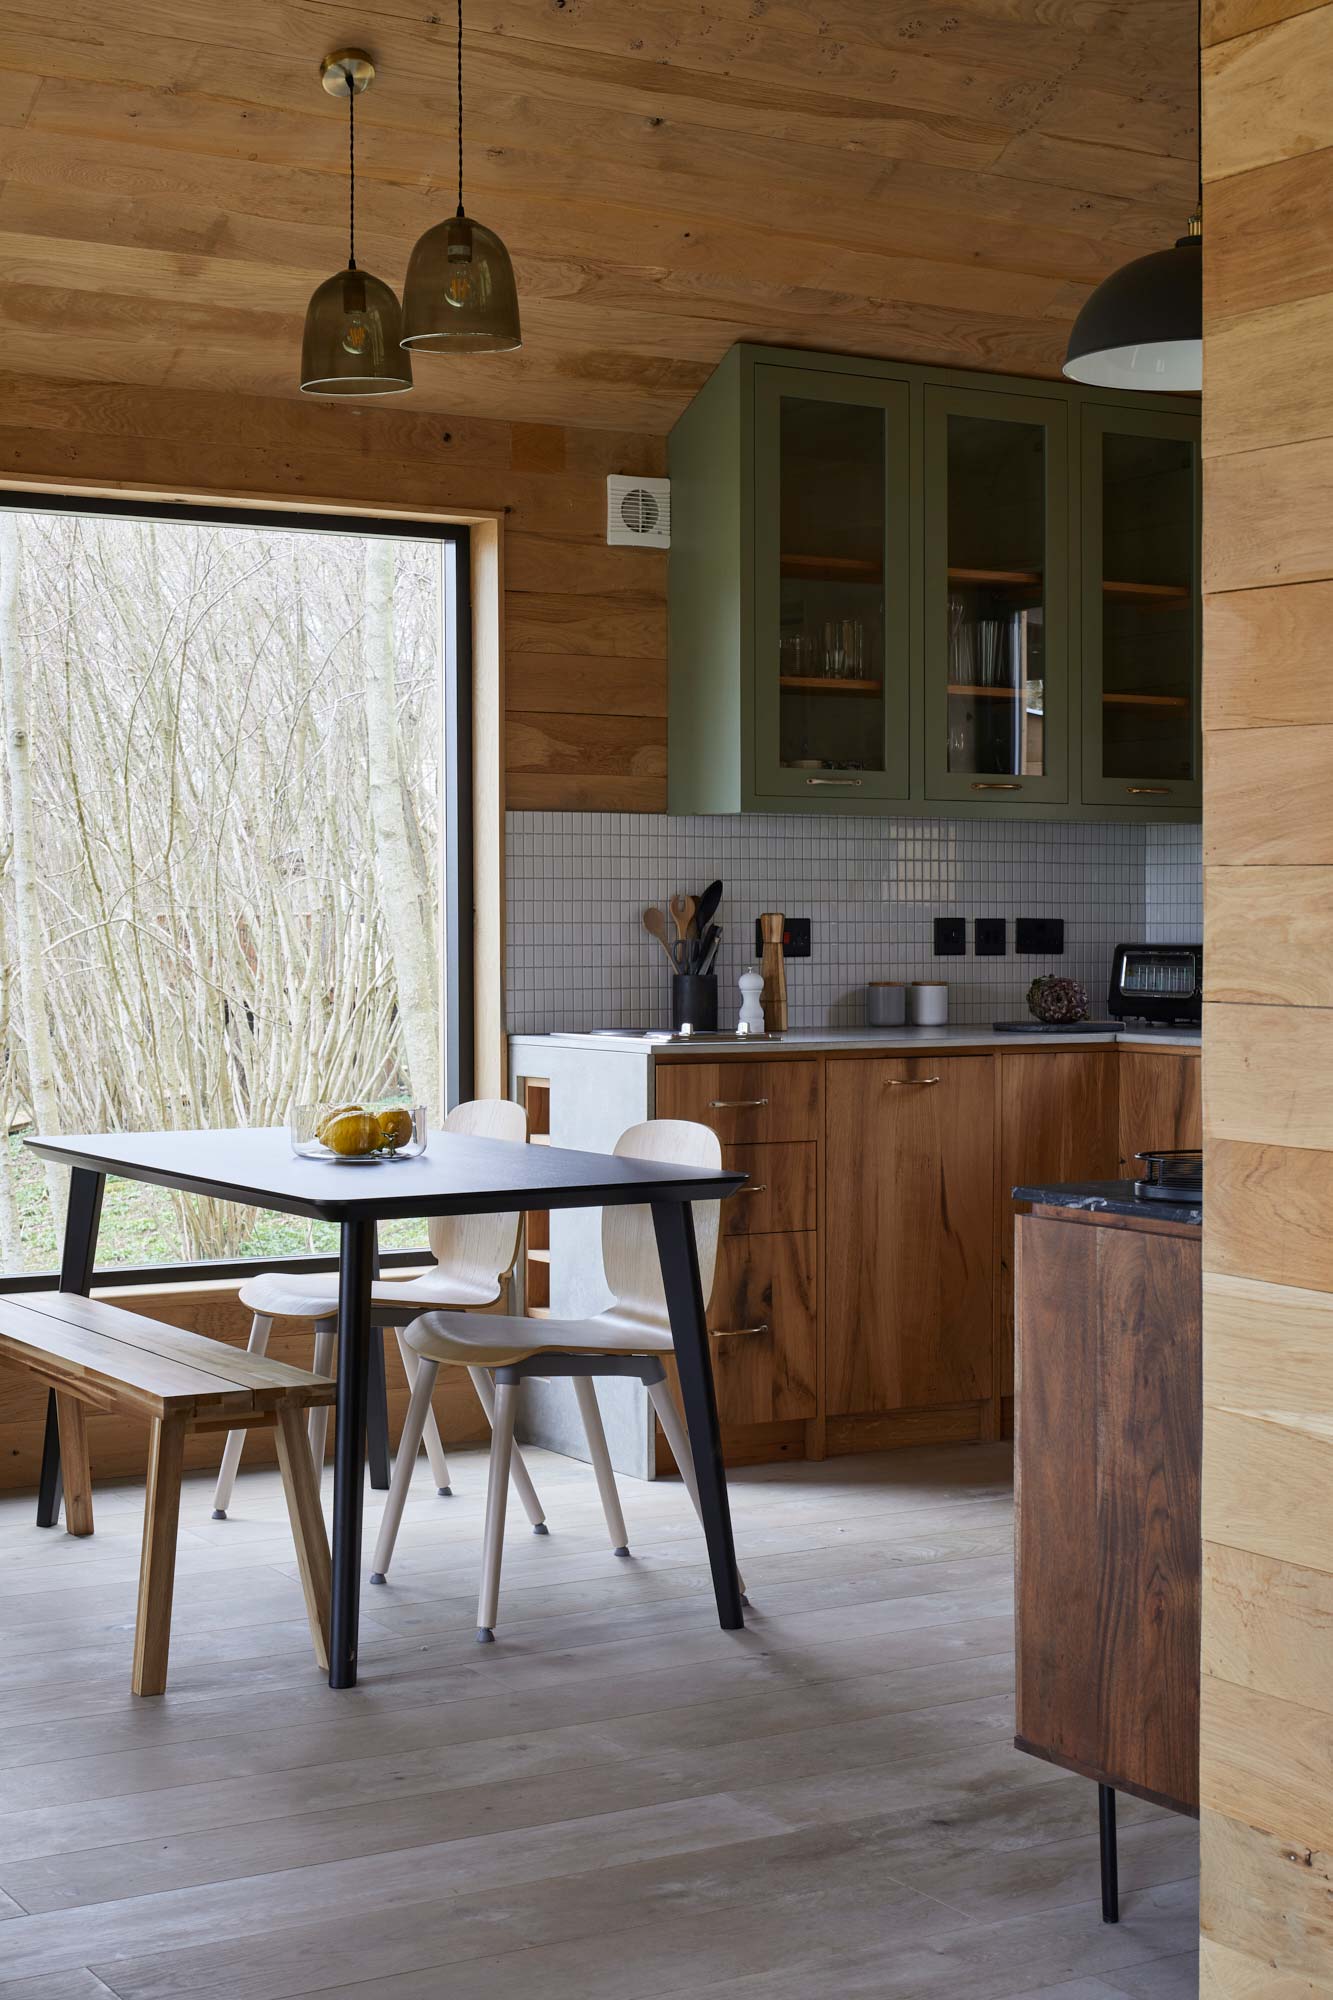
721,1142 -> 815,1235
707,1230 -> 817,1426
654,1059 -> 818,1144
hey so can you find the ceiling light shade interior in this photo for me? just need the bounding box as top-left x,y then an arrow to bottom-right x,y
300,50 -> 413,398
1062,233 -> 1202,393
400,0 -> 521,354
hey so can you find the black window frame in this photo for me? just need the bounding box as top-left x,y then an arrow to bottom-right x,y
0,491 -> 472,1290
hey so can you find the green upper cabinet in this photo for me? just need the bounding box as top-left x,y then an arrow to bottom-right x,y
1079,405 -> 1201,812
753,365 -> 911,806
922,385 -> 1069,808
667,344 -> 1200,822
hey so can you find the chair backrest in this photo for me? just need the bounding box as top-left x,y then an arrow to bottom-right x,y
426,1098 -> 529,1289
600,1119 -> 722,1336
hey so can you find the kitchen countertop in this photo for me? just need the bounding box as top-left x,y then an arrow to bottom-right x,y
514,1025 -> 1202,1057
1013,1178 -> 1202,1227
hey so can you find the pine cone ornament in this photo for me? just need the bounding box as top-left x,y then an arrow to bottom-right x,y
1026,974 -> 1089,1025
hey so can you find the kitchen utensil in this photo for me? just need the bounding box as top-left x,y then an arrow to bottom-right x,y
642,906 -> 678,968
758,911 -> 788,1031
1133,1147 -> 1202,1204
737,970 -> 766,1035
671,974 -> 719,1033
908,982 -> 948,1026
696,922 -> 722,975
669,893 -> 696,946
695,879 -> 722,935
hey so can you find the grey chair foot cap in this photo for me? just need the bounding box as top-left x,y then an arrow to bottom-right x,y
741,1593 -> 752,1608
369,1572 -> 386,1585
211,1509 -> 227,1521
437,1485 -> 452,1497
476,1626 -> 495,1644
532,1522 -> 549,1535
613,1546 -> 631,1558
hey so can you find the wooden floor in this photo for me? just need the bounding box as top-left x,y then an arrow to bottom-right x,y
0,1442 -> 1198,1999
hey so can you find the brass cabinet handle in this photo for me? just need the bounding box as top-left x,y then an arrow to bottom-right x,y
709,1097 -> 768,1109
971,781 -> 1022,791
1126,785 -> 1172,796
735,1183 -> 768,1196
805,776 -> 862,787
712,1323 -> 770,1338
889,1076 -> 940,1086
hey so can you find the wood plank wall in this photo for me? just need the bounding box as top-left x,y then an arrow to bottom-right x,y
1200,4 -> 1333,1988
0,372 -> 669,811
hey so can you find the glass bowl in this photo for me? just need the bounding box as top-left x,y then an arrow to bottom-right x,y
290,1102 -> 428,1163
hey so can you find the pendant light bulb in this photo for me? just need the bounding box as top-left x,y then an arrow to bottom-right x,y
400,0 -> 521,354
300,51 -> 413,397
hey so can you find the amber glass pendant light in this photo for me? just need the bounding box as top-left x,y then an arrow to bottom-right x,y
400,0 -> 521,354
300,51 -> 413,397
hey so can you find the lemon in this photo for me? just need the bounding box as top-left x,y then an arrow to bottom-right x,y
377,1107 -> 414,1151
317,1102 -> 363,1144
323,1111 -> 381,1157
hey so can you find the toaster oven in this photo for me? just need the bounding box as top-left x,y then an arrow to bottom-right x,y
1107,942 -> 1202,1026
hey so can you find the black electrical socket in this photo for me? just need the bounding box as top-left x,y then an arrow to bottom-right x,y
1015,917 -> 1065,955
933,916 -> 967,956
753,916 -> 811,958
975,917 -> 1007,957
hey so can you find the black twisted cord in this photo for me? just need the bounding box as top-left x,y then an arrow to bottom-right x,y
347,68 -> 357,269
456,0 -> 465,218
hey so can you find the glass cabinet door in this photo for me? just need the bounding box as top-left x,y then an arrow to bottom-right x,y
752,366 -> 911,805
923,386 -> 1068,804
1081,407 -> 1200,810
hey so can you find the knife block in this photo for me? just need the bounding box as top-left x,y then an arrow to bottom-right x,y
758,912 -> 788,1032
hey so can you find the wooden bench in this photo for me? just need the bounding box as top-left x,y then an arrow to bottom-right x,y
0,1290 -> 336,1695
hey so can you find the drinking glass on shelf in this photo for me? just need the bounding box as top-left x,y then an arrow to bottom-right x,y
843,619 -> 864,680
821,620 -> 845,679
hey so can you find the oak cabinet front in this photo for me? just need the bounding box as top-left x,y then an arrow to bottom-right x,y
1117,1050 -> 1202,1174
825,1056 -> 995,1416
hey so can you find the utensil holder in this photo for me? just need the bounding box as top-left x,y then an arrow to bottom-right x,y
671,974 -> 718,1033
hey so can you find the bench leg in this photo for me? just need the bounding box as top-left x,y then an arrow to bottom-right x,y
37,1391 -> 64,1529
275,1404 -> 332,1672
132,1414 -> 186,1697
54,1395 -> 94,1538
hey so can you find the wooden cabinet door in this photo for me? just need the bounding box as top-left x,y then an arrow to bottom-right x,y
1118,1051 -> 1202,1173
826,1056 -> 995,1416
653,1059 -> 818,1145
707,1230 -> 817,1425
998,1052 -> 1120,1397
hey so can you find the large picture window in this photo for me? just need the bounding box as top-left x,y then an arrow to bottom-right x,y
0,499 -> 469,1280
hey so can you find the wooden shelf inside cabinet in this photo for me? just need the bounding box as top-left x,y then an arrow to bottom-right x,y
948,683 -> 1022,700
780,675 -> 881,697
1102,580 -> 1191,604
948,566 -> 1042,588
780,553 -> 882,583
1102,691 -> 1190,710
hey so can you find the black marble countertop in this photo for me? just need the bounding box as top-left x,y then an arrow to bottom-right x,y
1012,1179 -> 1202,1227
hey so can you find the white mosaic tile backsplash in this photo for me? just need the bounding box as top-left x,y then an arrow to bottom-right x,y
506,812 -> 1203,1034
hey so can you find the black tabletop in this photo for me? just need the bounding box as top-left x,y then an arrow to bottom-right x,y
1013,1179 -> 1202,1227
27,1127 -> 745,1224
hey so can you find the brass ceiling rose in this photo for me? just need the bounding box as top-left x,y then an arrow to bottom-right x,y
320,50 -> 376,98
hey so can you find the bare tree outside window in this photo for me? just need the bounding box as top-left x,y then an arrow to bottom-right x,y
0,511 -> 444,1268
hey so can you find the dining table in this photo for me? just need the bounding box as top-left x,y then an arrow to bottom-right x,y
24,1125 -> 748,1687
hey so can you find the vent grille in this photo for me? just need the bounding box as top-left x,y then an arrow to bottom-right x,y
607,474 -> 670,548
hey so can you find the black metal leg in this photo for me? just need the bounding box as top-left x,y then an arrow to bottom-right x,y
366,1331 -> 391,1490
1099,1784 -> 1119,1924
329,1216 -> 375,1688
651,1199 -> 743,1631
37,1168 -> 106,1528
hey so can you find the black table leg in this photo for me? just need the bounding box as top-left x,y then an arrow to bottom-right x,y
652,1199 -> 743,1631
1099,1784 -> 1119,1924
329,1216 -> 375,1688
37,1168 -> 105,1528
366,1331 -> 391,1491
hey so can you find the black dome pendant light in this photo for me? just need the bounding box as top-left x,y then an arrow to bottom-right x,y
300,51 -> 413,397
400,0 -> 521,355
1063,4 -> 1202,392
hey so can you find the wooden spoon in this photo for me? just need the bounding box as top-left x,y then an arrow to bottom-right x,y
669,893 -> 697,944
642,906 -> 678,967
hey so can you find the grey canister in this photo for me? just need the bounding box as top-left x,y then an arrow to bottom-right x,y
867,981 -> 907,1027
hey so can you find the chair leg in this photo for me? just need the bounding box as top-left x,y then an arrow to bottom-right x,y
467,1365 -> 548,1532
366,1330 -> 391,1491
54,1394 -> 94,1538
275,1403 -> 332,1671
477,1380 -> 518,1642
394,1328 -> 453,1495
1099,1784 -> 1119,1924
308,1319 -> 335,1471
212,1314 -> 273,1519
132,1414 -> 187,1697
370,1355 -> 440,1584
647,1380 -> 747,1600
573,1376 -> 630,1557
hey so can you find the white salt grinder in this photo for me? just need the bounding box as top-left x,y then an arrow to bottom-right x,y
737,970 -> 766,1035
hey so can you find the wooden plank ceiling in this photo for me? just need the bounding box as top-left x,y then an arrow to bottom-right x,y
0,1 -> 1198,434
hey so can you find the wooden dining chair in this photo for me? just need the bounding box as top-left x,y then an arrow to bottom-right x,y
210,1097 -> 549,1534
369,1118 -> 743,1639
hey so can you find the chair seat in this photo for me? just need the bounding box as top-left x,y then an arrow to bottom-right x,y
238,1267 -> 501,1321
405,1306 -> 673,1370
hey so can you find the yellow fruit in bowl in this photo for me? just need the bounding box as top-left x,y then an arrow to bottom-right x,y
317,1102 -> 363,1144
376,1107 -> 414,1151
322,1111 -> 381,1157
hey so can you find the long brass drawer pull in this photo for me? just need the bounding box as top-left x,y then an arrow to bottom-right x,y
971,781 -> 1022,791
1126,785 -> 1172,796
712,1323 -> 770,1339
735,1184 -> 768,1197
889,1076 -> 940,1087
805,776 -> 862,787
708,1097 -> 768,1109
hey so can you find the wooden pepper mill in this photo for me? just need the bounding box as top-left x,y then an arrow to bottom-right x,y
758,912 -> 788,1032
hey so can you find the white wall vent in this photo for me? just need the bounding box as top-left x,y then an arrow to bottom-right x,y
607,474 -> 670,549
